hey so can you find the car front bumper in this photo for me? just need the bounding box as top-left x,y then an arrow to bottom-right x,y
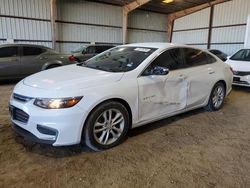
232,75 -> 250,87
9,96 -> 88,146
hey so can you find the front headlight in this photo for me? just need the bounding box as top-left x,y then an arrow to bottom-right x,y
34,96 -> 83,109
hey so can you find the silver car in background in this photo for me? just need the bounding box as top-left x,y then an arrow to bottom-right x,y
0,43 -> 75,80
71,44 -> 115,62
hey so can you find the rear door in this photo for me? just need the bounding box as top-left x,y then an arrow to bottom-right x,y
181,48 -> 217,108
20,46 -> 47,75
0,46 -> 21,79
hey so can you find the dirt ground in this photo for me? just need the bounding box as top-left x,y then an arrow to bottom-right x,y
0,82 -> 250,188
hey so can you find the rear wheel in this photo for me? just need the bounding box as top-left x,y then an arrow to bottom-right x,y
204,82 -> 225,111
82,101 -> 130,151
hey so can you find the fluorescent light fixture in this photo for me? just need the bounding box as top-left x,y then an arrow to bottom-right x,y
162,0 -> 174,3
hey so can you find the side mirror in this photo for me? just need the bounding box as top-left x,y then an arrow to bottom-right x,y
152,66 -> 169,76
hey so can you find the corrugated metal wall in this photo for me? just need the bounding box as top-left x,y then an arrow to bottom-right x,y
56,0 -> 123,52
57,1 -> 168,52
0,0 -> 168,53
128,10 -> 167,43
0,0 -> 52,48
172,7 -> 210,49
172,0 -> 250,55
211,0 -> 250,55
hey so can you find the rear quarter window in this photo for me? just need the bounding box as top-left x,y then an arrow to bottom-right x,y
182,48 -> 212,67
206,53 -> 217,63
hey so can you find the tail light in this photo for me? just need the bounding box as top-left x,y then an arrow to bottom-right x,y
68,55 -> 76,62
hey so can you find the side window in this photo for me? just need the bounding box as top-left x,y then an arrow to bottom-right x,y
182,48 -> 209,67
214,50 -> 220,55
86,46 -> 96,54
142,48 -> 183,75
23,47 -> 44,56
95,46 -> 105,53
0,47 -> 18,58
104,46 -> 113,51
206,53 -> 217,64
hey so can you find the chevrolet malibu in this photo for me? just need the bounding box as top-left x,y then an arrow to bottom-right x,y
226,49 -> 250,86
9,43 -> 233,151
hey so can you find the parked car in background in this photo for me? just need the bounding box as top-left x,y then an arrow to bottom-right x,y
71,44 -> 115,62
225,49 -> 250,87
0,43 -> 75,80
209,49 -> 228,61
9,43 -> 232,151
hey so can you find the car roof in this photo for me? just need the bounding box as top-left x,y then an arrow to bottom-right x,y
80,44 -> 115,47
121,42 -> 200,51
0,43 -> 52,49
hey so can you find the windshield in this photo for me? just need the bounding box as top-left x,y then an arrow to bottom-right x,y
82,46 -> 157,72
230,49 -> 250,61
71,45 -> 87,53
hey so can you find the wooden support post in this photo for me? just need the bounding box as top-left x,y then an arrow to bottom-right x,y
166,15 -> 174,42
122,9 -> 128,44
122,0 -> 151,44
207,5 -> 214,49
50,0 -> 56,49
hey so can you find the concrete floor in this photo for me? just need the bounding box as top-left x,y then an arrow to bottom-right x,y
0,82 -> 250,188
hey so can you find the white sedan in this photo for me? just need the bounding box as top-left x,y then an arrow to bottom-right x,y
9,43 -> 233,151
226,49 -> 250,87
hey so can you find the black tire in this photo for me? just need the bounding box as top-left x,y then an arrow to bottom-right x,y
46,64 -> 60,70
82,101 -> 130,151
204,82 -> 226,111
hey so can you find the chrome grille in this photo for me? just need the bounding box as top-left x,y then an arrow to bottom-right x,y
13,93 -> 33,102
233,71 -> 250,76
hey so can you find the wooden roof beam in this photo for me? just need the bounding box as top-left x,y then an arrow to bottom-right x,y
166,0 -> 231,42
167,0 -> 230,21
123,0 -> 151,13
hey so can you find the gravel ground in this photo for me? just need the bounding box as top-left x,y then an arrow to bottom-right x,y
0,82 -> 250,188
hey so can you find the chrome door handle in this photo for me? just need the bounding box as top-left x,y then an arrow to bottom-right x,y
178,75 -> 187,81
208,69 -> 215,74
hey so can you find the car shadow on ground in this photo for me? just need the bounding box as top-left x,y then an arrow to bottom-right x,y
0,79 -> 20,85
14,108 -> 205,158
232,85 -> 250,93
128,108 -> 203,137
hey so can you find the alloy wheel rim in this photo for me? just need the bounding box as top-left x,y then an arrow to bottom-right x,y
93,109 -> 125,145
212,86 -> 224,108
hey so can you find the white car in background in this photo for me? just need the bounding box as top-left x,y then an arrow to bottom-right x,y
226,49 -> 250,87
9,43 -> 233,151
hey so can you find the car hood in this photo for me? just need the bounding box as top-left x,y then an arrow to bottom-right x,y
23,65 -> 124,90
226,59 -> 250,71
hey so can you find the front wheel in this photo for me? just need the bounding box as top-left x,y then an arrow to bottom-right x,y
204,82 -> 226,111
82,101 -> 130,151
45,64 -> 60,70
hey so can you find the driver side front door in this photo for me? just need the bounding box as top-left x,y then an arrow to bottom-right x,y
137,48 -> 188,122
